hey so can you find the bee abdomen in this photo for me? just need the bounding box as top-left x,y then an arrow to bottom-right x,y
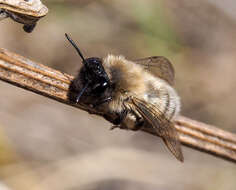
164,87 -> 180,120
145,83 -> 180,121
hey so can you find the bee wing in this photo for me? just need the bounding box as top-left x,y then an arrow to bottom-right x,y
134,56 -> 175,85
128,97 -> 184,162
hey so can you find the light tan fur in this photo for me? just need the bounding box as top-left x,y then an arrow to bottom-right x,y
102,54 -> 180,129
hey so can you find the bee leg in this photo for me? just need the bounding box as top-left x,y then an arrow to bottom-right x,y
110,125 -> 127,130
129,109 -> 144,131
132,118 -> 144,131
91,97 -> 112,108
103,110 -> 127,125
108,110 -> 129,130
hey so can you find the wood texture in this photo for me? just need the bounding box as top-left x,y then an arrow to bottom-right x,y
1,48 -> 236,163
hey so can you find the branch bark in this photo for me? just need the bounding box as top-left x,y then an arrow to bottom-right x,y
1,48 -> 236,163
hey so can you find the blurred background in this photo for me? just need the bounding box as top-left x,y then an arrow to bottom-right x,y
0,0 -> 236,189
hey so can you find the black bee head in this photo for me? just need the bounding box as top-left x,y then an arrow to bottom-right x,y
79,57 -> 110,95
65,33 -> 111,104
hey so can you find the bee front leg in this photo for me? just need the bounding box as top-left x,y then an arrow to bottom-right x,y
121,101 -> 144,131
91,97 -> 112,108
109,110 -> 129,130
104,100 -> 144,131
110,111 -> 144,131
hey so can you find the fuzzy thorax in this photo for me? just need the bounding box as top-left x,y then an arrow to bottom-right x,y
103,55 -> 147,95
102,54 -> 180,121
103,55 -> 147,112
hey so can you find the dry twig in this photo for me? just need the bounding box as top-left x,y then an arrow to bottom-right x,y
0,48 -> 236,163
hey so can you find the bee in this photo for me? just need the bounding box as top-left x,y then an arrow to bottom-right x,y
65,33 -> 184,162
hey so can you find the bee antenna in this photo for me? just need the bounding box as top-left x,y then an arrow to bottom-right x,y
65,33 -> 88,66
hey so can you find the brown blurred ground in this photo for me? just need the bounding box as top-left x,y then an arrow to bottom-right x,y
0,0 -> 236,189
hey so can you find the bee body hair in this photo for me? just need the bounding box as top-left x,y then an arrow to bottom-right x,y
102,55 -> 180,129
65,33 -> 183,161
